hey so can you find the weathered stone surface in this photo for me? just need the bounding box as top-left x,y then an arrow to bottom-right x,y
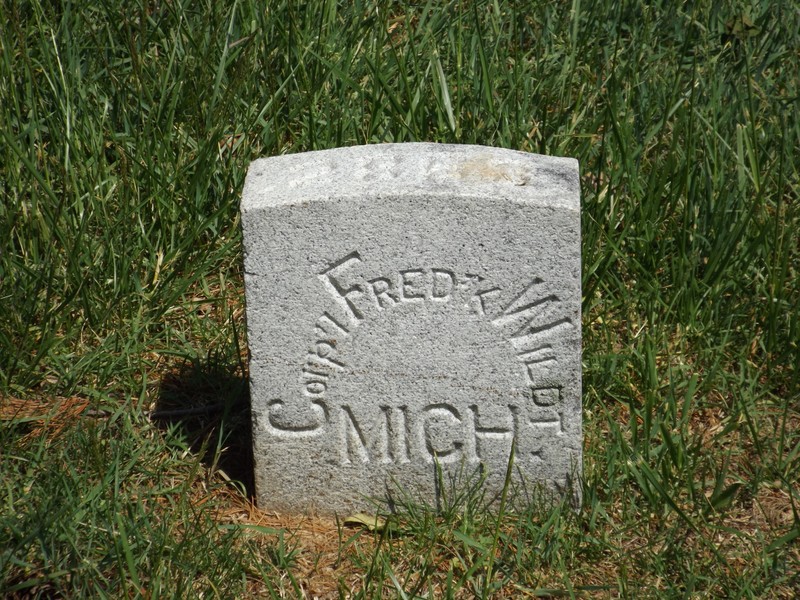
241,143 -> 581,514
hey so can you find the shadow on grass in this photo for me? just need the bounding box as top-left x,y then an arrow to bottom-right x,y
152,352 -> 254,499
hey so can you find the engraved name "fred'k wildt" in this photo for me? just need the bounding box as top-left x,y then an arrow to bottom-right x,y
300,250 -> 572,402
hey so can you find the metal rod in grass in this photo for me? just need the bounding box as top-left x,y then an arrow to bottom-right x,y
149,403 -> 225,419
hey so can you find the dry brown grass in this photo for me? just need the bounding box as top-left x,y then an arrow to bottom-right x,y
0,394 -> 93,446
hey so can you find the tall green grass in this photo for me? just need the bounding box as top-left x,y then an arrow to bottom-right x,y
1,0 -> 798,596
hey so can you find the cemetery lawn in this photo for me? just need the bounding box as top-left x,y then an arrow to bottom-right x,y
1,0 -> 798,597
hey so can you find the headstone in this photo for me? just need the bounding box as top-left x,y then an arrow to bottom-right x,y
241,143 -> 581,514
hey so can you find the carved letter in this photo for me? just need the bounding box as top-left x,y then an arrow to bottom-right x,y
529,410 -> 564,434
421,404 -> 463,463
306,351 -> 345,371
314,312 -> 349,337
490,278 -> 572,350
304,380 -> 327,396
391,405 -> 411,464
339,405 -> 369,464
519,345 -> 558,386
466,404 -> 519,462
265,399 -> 327,438
492,277 -> 544,323
518,345 -> 556,367
531,386 -> 561,407
470,287 -> 501,316
338,405 -> 393,465
399,269 -> 426,301
319,252 -> 366,324
430,269 -> 455,301
368,277 -> 400,309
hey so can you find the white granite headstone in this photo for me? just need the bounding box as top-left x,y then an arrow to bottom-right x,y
241,143 -> 581,514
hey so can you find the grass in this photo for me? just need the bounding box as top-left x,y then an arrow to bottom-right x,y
1,0 -> 798,596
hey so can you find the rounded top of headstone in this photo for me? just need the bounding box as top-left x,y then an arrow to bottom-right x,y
242,143 -> 579,211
